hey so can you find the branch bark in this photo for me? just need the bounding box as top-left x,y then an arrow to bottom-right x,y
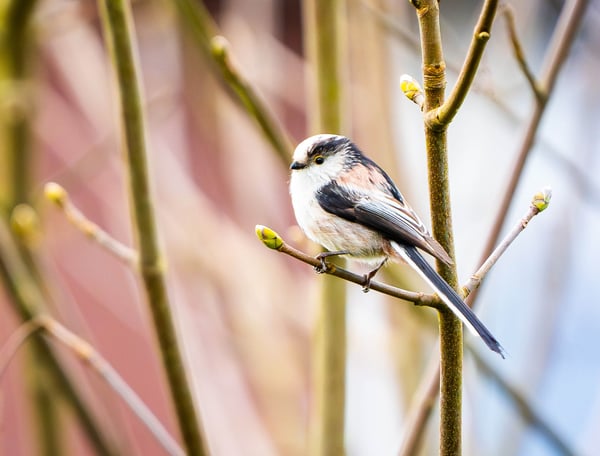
96,0 -> 208,454
303,1 -> 347,454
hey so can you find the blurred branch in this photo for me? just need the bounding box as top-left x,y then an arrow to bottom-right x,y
474,0 -> 589,301
96,0 -> 208,454
397,350 -> 440,456
0,216 -> 118,455
210,36 -> 294,165
0,317 -> 185,456
302,1 -> 347,455
51,316 -> 186,455
0,0 -> 37,208
173,0 -> 294,165
255,225 -> 438,308
0,1 -> 122,454
432,0 -> 499,128
471,349 -> 576,456
500,4 -> 545,103
44,182 -> 138,266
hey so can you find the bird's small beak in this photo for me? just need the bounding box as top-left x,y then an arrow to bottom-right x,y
290,161 -> 306,170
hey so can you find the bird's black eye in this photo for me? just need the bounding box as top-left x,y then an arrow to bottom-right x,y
314,155 -> 325,165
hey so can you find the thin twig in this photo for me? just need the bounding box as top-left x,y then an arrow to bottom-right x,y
173,0 -> 295,166
255,225 -> 437,307
44,182 -> 138,266
37,316 -> 185,456
475,0 -> 589,301
0,217 -> 118,455
500,4 -> 545,102
463,187 -> 552,297
96,0 -> 207,454
471,348 -> 576,456
397,350 -> 440,456
210,36 -> 294,166
0,319 -> 41,378
433,0 -> 499,127
0,317 -> 185,456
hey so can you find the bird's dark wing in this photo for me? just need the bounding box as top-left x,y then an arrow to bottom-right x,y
316,181 -> 453,265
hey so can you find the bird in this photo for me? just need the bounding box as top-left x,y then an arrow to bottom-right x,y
289,134 -> 504,357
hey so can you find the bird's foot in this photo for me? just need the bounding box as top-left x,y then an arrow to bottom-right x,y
361,274 -> 373,293
361,259 -> 387,292
314,250 -> 350,274
314,253 -> 330,274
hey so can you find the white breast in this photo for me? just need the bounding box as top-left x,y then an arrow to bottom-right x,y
289,171 -> 387,265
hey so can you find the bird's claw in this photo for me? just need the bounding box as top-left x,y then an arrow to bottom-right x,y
314,253 -> 330,274
361,275 -> 372,293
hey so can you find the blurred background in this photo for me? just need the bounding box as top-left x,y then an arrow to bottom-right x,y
0,0 -> 599,455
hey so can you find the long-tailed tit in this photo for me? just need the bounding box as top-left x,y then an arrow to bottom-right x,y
289,134 -> 504,357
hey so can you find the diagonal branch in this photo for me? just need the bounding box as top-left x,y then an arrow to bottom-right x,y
44,182 -> 138,266
476,0 -> 589,297
255,225 -> 437,308
500,4 -> 545,102
0,317 -> 185,456
432,0 -> 499,127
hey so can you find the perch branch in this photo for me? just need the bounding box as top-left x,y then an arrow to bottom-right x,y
255,225 -> 436,307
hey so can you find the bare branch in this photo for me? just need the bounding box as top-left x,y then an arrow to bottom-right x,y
500,4 -> 545,102
44,182 -> 138,266
433,0 -> 499,127
463,187 -> 552,297
0,317 -> 185,456
255,225 -> 438,308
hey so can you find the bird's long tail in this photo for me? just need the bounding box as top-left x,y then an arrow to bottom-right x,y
393,243 -> 505,358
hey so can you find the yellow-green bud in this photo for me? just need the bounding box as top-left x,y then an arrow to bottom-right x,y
255,225 -> 283,250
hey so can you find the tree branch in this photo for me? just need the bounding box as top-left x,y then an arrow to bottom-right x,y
398,188 -> 553,455
0,216 -> 118,455
173,0 -> 294,166
96,0 -> 207,454
500,4 -> 545,103
432,0 -> 499,127
44,182 -> 138,266
301,2 -> 347,453
475,0 -> 588,300
255,225 -> 437,308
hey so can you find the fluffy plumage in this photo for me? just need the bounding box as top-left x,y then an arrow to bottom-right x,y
289,134 -> 504,357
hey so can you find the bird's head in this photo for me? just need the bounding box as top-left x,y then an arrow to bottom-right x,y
289,134 -> 354,186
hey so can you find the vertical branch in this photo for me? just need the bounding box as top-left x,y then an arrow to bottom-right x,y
0,1 -> 61,452
410,1 -> 461,454
0,0 -> 37,208
0,1 -> 117,454
303,1 -> 347,455
96,1 -> 208,454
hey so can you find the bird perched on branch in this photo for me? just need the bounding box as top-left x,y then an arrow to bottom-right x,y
289,134 -> 504,357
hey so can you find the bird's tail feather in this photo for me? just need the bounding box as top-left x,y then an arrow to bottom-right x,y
392,242 -> 505,358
